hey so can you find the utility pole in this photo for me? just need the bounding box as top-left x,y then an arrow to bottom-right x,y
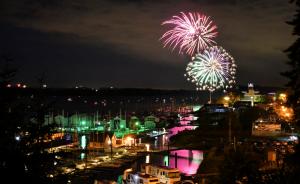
167,136 -> 170,166
108,135 -> 113,160
110,140 -> 113,160
228,111 -> 232,145
233,136 -> 236,152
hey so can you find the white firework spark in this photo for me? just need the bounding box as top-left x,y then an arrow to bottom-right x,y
185,46 -> 236,92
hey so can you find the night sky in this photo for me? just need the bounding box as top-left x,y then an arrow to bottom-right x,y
0,0 -> 296,89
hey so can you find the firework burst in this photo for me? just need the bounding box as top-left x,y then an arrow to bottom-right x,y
161,12 -> 218,56
185,46 -> 236,92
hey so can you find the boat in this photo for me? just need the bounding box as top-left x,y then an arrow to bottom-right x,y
122,168 -> 160,184
146,128 -> 167,137
123,163 -> 195,184
142,164 -> 181,184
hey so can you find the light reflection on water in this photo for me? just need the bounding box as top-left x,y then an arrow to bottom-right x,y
168,114 -> 198,137
168,126 -> 197,137
170,150 -> 203,175
147,149 -> 203,176
146,114 -> 202,176
80,152 -> 85,160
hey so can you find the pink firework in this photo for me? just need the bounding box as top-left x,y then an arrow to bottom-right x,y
161,12 -> 218,56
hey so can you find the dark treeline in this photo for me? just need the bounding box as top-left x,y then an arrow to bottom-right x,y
0,86 -> 285,97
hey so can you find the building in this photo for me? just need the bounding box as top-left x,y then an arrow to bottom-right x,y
110,116 -> 126,130
88,132 -> 118,149
129,116 -> 141,130
240,83 -> 264,106
144,115 -> 158,129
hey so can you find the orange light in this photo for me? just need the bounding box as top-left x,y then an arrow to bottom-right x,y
224,96 -> 230,101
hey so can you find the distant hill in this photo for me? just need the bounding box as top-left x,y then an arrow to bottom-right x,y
235,85 -> 286,94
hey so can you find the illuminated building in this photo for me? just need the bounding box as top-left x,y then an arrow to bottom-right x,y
88,132 -> 117,149
240,83 -> 263,106
144,115 -> 158,129
129,116 -> 141,130
110,116 -> 126,130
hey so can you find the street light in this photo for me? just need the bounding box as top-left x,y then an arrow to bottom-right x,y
224,96 -> 230,101
279,93 -> 287,102
15,135 -> 20,141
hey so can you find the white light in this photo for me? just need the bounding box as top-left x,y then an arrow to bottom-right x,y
15,136 -> 20,141
145,144 -> 150,152
146,154 -> 150,164
290,136 -> 298,141
163,128 -> 166,133
107,138 -> 112,145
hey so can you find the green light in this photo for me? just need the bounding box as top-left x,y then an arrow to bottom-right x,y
164,155 -> 169,166
81,135 -> 87,149
120,124 -> 124,128
135,122 -> 139,125
81,121 -> 86,126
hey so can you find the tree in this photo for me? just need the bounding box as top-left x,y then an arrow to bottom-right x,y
0,56 -> 25,182
283,0 -> 300,120
219,146 -> 263,184
0,61 -> 59,183
282,142 -> 300,184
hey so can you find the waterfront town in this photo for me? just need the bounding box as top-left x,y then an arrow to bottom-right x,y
1,83 -> 299,183
2,0 -> 300,184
